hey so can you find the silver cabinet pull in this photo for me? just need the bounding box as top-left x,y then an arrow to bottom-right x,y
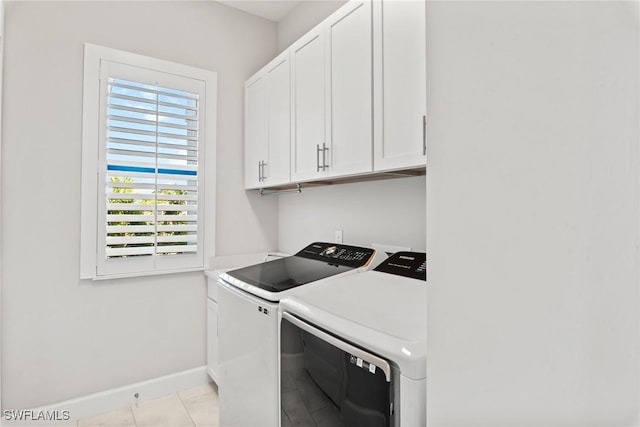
262,161 -> 267,181
422,115 -> 427,156
316,144 -> 329,172
322,143 -> 329,171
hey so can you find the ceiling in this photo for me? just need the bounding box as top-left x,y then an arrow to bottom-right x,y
218,1 -> 301,22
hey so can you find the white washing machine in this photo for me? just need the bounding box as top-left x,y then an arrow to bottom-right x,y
217,242 -> 377,427
278,251 -> 427,427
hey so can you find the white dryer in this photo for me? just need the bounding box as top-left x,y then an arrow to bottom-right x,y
279,251 -> 426,427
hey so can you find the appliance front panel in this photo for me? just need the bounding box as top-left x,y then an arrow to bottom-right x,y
218,281 -> 279,426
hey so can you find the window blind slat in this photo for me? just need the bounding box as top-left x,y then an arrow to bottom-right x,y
106,192 -> 157,201
109,92 -> 198,113
108,137 -> 197,153
106,181 -> 157,191
108,126 -> 198,142
107,214 -> 162,222
157,235 -> 198,244
156,245 -> 198,254
107,203 -> 157,211
107,225 -> 155,234
157,214 -> 197,222
108,114 -> 198,132
110,80 -> 199,101
156,193 -> 198,202
107,236 -> 156,245
106,246 -> 156,257
108,148 -> 157,159
157,152 -> 199,162
109,104 -> 199,121
157,224 -> 198,233
109,92 -> 198,112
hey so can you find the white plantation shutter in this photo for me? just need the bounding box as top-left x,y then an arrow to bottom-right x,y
105,78 -> 199,259
81,45 -> 216,279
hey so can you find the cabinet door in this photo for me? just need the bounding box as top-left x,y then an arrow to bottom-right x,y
207,297 -> 218,383
264,51 -> 291,187
290,25 -> 327,182
373,0 -> 427,171
325,1 -> 372,177
244,73 -> 267,189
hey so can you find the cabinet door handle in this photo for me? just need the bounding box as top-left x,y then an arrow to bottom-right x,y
422,115 -> 427,156
316,144 -> 321,172
262,161 -> 267,180
322,143 -> 329,171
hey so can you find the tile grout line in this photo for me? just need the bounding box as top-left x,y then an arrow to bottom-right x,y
129,404 -> 138,427
176,392 -> 197,427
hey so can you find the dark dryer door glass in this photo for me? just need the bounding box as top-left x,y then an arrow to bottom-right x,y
281,314 -> 392,427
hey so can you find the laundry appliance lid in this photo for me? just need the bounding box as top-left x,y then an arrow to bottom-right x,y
220,242 -> 376,301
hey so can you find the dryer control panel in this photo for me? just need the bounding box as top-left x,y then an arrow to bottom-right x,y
374,251 -> 426,281
295,242 -> 375,268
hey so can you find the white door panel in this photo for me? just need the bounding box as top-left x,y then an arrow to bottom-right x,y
244,75 -> 267,189
374,0 -> 427,171
326,1 -> 373,177
265,53 -> 291,186
291,27 -> 326,182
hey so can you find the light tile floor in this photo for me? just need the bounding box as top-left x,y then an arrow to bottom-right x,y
60,382 -> 219,427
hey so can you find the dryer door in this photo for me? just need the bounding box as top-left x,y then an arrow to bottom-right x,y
281,312 -> 393,427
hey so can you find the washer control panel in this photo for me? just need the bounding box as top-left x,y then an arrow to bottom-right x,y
296,242 -> 375,268
374,251 -> 426,281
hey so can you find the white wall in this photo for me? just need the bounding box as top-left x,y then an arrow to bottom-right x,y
276,0 -> 426,256
277,0 -> 346,51
426,2 -> 639,425
1,1 -> 278,410
278,176 -> 426,254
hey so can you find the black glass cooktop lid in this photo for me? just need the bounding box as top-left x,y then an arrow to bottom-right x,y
225,242 -> 375,293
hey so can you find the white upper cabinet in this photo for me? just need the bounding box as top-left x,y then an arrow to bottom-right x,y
244,50 -> 291,189
246,0 -> 426,190
290,25 -> 327,182
264,52 -> 292,186
324,1 -> 373,178
373,0 -> 427,171
244,73 -> 267,189
291,1 -> 372,182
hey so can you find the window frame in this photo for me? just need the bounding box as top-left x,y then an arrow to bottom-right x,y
81,44 -> 216,280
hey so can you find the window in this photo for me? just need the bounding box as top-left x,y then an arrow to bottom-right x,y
81,44 -> 216,279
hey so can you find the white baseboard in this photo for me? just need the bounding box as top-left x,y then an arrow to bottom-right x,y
2,366 -> 211,426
